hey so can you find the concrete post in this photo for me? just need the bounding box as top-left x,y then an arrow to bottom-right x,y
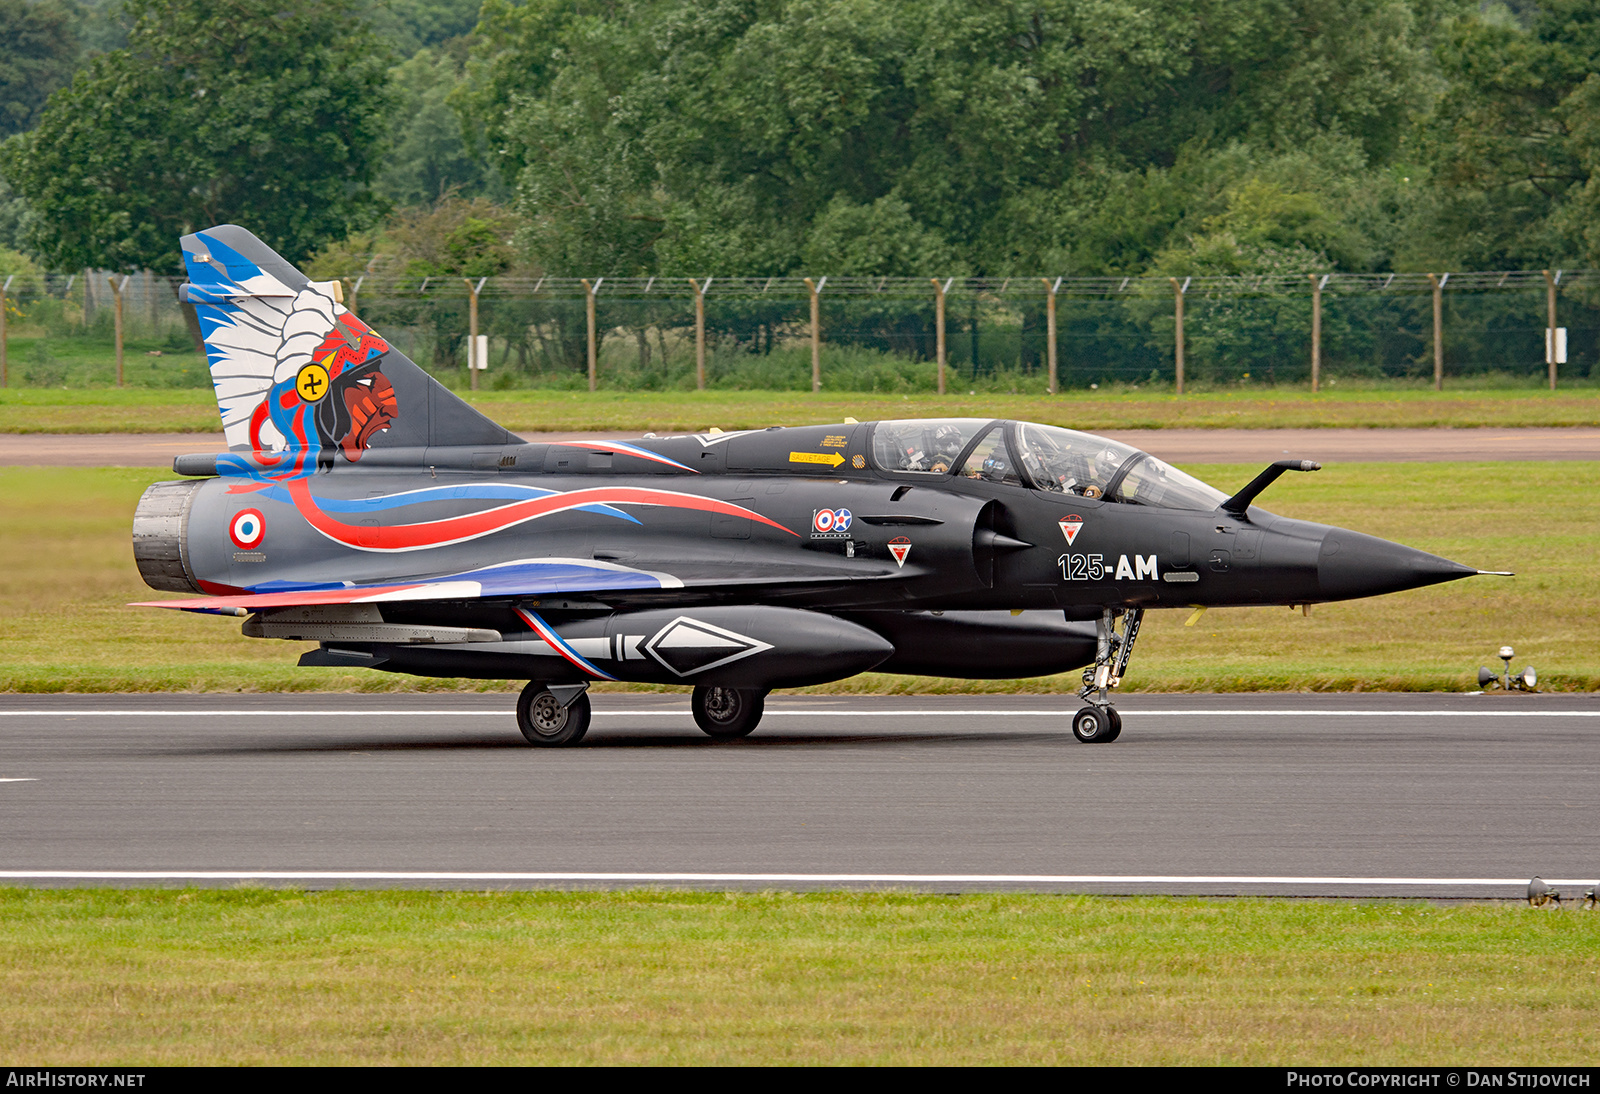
1041,277 -> 1061,394
110,274 -> 129,388
1543,268 -> 1559,390
1428,273 -> 1446,391
1170,277 -> 1188,395
804,277 -> 826,393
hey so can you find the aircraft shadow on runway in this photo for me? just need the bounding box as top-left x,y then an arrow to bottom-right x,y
138,727 -> 1064,757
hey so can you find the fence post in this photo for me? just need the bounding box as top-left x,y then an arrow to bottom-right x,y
1428,273 -> 1447,391
1543,269 -> 1559,390
349,274 -> 365,318
582,278 -> 603,392
0,274 -> 12,388
1169,277 -> 1188,395
109,274 -> 129,388
465,278 -> 481,390
931,278 -> 953,395
691,278 -> 710,390
804,277 -> 826,392
1040,277 -> 1061,394
1309,273 -> 1323,393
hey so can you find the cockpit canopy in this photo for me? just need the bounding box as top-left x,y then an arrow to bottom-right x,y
870,418 -> 1228,511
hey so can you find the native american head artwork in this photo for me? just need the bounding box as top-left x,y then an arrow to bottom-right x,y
183,235 -> 399,479
262,307 -> 398,466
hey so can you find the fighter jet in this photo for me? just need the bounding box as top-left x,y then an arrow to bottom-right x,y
132,226 -> 1502,745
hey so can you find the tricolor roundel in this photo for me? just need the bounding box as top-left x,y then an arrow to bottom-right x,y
813,508 -> 852,534
229,508 -> 266,550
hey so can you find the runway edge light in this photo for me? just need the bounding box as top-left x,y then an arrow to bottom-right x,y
1528,877 -> 1561,907
1478,645 -> 1537,692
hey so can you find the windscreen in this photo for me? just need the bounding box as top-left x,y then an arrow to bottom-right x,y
1110,454 -> 1229,511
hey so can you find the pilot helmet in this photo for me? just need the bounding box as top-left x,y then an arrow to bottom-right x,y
933,423 -> 964,456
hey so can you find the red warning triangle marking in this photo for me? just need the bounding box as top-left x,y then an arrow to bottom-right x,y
888,537 -> 912,567
1059,515 -> 1083,546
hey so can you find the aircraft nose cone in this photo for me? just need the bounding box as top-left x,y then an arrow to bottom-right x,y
1318,530 -> 1478,601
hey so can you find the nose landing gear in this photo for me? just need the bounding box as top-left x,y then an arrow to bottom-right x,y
1073,607 -> 1142,743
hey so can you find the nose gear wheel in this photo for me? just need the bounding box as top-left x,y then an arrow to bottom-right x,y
1072,705 -> 1121,743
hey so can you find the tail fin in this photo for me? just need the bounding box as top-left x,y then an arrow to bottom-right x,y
179,225 -> 514,459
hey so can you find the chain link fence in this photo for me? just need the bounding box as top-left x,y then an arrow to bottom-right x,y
2,269 -> 1595,392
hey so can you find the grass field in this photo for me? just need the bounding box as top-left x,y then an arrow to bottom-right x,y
2,382 -> 1600,434
1,889 -> 1594,1065
0,462 -> 1593,693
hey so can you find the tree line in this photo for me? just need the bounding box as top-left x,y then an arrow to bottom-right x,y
2,0 -> 1599,289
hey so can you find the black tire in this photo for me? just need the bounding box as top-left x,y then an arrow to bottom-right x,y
692,686 -> 766,739
1072,705 -> 1117,744
517,683 -> 591,747
1101,707 -> 1123,742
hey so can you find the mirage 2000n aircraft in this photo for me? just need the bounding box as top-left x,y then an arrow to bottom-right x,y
131,226 -> 1505,746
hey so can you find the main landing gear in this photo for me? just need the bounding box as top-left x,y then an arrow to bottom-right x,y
517,681 -> 592,746
515,681 -> 772,746
692,685 -> 768,739
1073,607 -> 1143,744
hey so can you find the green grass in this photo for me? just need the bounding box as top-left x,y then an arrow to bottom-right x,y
2,382 -> 1600,434
0,388 -> 225,433
1,889 -> 1595,1064
2,332 -> 210,390
0,462 -> 1593,693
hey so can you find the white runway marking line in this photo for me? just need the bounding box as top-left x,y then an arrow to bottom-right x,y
0,870 -> 1593,887
1,708 -> 1598,719
0,778 -> 37,782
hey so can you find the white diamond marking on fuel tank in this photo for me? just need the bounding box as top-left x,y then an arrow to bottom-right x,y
642,616 -> 774,677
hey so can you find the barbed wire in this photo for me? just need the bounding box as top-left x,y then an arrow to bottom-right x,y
2,269 -> 1591,301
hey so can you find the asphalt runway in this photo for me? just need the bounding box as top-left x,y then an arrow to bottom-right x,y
1,693 -> 1595,898
4,427 -> 1600,466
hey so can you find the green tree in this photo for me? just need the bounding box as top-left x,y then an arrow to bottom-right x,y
376,47 -> 506,207
384,196 -> 519,278
465,0 -> 1436,278
800,192 -> 961,276
367,0 -> 485,55
333,196 -> 523,371
1135,178 -> 1344,382
0,173 -> 37,253
0,0 -> 81,140
0,0 -> 395,272
1425,0 -> 1600,267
